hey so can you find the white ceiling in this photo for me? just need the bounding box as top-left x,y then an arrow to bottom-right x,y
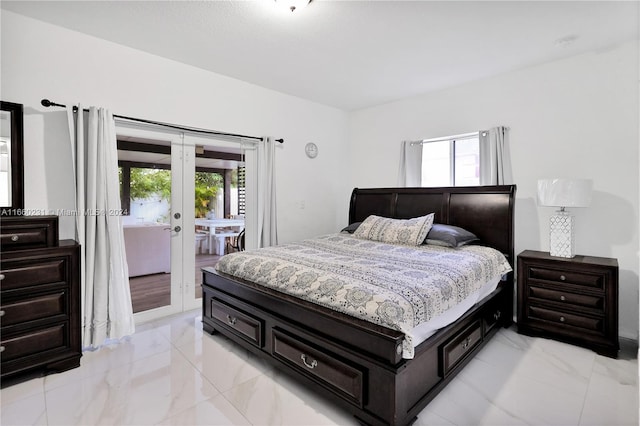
2,0 -> 638,111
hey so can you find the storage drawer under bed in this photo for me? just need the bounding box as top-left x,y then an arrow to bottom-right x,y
440,319 -> 483,377
271,328 -> 365,408
209,297 -> 264,347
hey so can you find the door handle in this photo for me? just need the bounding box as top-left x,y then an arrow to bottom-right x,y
163,226 -> 181,233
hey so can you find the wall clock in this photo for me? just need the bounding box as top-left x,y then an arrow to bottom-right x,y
305,142 -> 318,159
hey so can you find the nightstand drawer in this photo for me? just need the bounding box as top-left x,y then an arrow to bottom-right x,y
528,305 -> 603,333
528,266 -> 604,290
529,286 -> 604,311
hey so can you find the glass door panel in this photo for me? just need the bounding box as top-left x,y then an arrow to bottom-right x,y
186,137 -> 245,308
123,166 -> 172,314
116,126 -> 184,323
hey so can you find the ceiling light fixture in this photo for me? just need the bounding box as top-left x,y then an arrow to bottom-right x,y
275,0 -> 312,13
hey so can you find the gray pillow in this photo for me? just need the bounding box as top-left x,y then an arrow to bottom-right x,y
341,222 -> 362,234
425,224 -> 479,248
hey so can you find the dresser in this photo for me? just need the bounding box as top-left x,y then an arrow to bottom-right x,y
517,250 -> 618,358
1,216 -> 82,386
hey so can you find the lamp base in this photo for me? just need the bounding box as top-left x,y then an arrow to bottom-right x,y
549,211 -> 575,258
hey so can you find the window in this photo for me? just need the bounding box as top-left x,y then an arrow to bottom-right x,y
421,132 -> 479,187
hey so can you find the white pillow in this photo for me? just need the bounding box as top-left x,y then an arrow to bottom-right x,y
353,213 -> 434,246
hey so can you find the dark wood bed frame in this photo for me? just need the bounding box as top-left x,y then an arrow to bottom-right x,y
202,185 -> 516,426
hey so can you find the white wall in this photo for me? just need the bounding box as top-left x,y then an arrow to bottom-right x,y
0,10 -> 349,244
348,41 -> 639,339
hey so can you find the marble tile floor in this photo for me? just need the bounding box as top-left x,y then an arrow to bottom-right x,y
1,309 -> 637,426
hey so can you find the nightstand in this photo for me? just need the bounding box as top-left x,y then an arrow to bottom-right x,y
517,250 -> 619,358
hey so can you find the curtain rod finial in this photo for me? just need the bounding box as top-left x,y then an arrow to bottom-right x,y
41,99 -> 52,107
275,138 -> 284,144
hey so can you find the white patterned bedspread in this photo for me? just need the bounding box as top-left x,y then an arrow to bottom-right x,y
215,234 -> 512,358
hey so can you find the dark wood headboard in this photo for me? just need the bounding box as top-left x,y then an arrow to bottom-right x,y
348,185 -> 516,264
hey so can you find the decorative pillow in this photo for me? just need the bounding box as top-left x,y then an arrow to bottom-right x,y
353,213 -> 434,246
424,224 -> 479,248
340,222 -> 362,234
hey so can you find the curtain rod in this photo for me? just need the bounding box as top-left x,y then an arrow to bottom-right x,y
40,99 -> 284,144
408,127 -> 510,146
409,132 -> 482,146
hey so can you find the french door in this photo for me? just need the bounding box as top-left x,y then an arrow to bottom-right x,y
117,123 -> 253,323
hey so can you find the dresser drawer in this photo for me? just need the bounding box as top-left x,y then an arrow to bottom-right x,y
210,298 -> 263,347
1,324 -> 67,362
1,259 -> 66,291
0,216 -> 58,251
528,266 -> 604,291
529,286 -> 604,311
272,328 -> 364,407
1,291 -> 67,327
528,305 -> 604,334
440,320 -> 482,377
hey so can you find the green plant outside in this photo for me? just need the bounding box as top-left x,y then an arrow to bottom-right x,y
194,172 -> 222,218
128,168 -> 171,200
120,167 -> 237,218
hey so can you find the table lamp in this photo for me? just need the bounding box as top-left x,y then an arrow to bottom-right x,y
537,178 -> 593,258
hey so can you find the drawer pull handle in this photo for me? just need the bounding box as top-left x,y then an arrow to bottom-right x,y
0,310 -> 4,317
560,295 -> 566,301
560,275 -> 566,281
300,354 -> 318,369
493,310 -> 502,321
0,274 -> 4,280
0,346 -> 4,353
461,337 -> 472,350
10,235 -> 18,242
226,315 -> 237,325
559,316 -> 566,323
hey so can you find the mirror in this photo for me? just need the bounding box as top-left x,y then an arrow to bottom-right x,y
0,101 -> 24,215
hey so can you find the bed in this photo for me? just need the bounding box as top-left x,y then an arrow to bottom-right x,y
202,185 -> 516,426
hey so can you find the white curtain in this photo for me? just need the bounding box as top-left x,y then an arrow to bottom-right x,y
67,105 -> 135,349
397,140 -> 423,186
256,137 -> 278,247
479,126 -> 513,185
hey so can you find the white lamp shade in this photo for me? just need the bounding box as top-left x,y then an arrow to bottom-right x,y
537,179 -> 593,208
